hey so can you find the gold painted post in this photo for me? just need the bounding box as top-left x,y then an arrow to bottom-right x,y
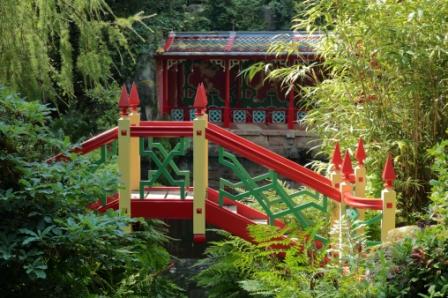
354,139 -> 367,228
329,143 -> 343,224
118,85 -> 132,231
381,153 -> 396,242
192,83 -> 208,244
129,83 -> 141,191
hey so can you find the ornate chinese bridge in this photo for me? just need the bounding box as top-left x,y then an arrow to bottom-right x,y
155,31 -> 322,130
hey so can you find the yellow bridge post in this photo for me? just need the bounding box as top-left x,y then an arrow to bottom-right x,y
192,83 -> 208,244
329,143 -> 342,225
354,139 -> 366,230
129,83 -> 141,191
381,153 -> 396,242
118,85 -> 132,231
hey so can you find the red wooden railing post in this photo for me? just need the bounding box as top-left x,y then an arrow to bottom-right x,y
287,88 -> 295,129
224,59 -> 231,128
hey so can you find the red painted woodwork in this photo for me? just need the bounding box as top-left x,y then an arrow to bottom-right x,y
355,138 -> 366,165
343,192 -> 383,210
163,31 -> 175,51
163,60 -> 169,115
92,189 -> 281,243
205,123 -> 341,201
193,82 -> 208,115
130,125 -> 193,137
382,153 -> 396,188
287,89 -> 295,129
224,60 -> 231,127
341,151 -> 354,180
129,83 -> 140,110
156,60 -> 164,114
118,84 -> 129,115
331,143 -> 343,170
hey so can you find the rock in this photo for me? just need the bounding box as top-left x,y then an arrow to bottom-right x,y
385,225 -> 420,243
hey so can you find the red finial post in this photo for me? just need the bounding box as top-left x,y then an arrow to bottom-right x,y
382,153 -> 396,188
332,142 -> 343,171
341,150 -> 354,181
355,138 -> 366,166
129,82 -> 140,111
193,83 -> 208,116
119,84 -> 129,115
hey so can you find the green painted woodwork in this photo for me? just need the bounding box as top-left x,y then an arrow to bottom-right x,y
233,110 -> 246,123
272,111 -> 286,124
252,110 -> 266,123
217,147 -> 328,242
347,207 -> 383,246
171,108 -> 184,121
208,109 -> 222,123
93,141 -> 118,205
94,141 -> 118,166
139,138 -> 191,199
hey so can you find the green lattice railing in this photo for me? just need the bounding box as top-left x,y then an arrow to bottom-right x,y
218,147 -> 328,242
94,141 -> 118,166
346,207 -> 383,246
139,138 -> 190,199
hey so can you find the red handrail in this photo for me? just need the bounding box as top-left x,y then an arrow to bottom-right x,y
205,123 -> 341,202
343,192 -> 383,210
47,127 -> 118,162
77,127 -> 118,154
130,124 -> 193,137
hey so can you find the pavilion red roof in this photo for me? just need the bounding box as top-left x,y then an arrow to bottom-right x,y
157,31 -> 322,57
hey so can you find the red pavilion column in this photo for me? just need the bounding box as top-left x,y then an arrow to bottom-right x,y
224,59 -> 231,128
163,60 -> 169,115
287,88 -> 295,129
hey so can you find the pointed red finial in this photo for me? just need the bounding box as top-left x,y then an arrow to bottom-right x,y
355,138 -> 366,166
129,82 -> 140,110
382,153 -> 396,188
118,84 -> 129,115
193,83 -> 208,116
332,142 -> 343,171
341,150 -> 354,180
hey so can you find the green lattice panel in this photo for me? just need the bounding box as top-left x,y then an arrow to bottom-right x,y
189,108 -> 196,121
252,110 -> 266,123
209,109 -> 222,123
297,111 -> 306,122
233,110 -> 246,123
171,108 -> 184,121
272,111 -> 286,124
139,138 -> 191,199
93,141 -> 117,205
217,147 -> 328,242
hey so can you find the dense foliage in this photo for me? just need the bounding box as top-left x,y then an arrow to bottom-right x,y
0,86 -> 182,297
298,0 -> 448,218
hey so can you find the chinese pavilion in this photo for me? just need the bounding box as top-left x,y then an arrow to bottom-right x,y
155,31 -> 322,129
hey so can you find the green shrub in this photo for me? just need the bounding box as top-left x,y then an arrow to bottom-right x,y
0,85 -> 183,297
